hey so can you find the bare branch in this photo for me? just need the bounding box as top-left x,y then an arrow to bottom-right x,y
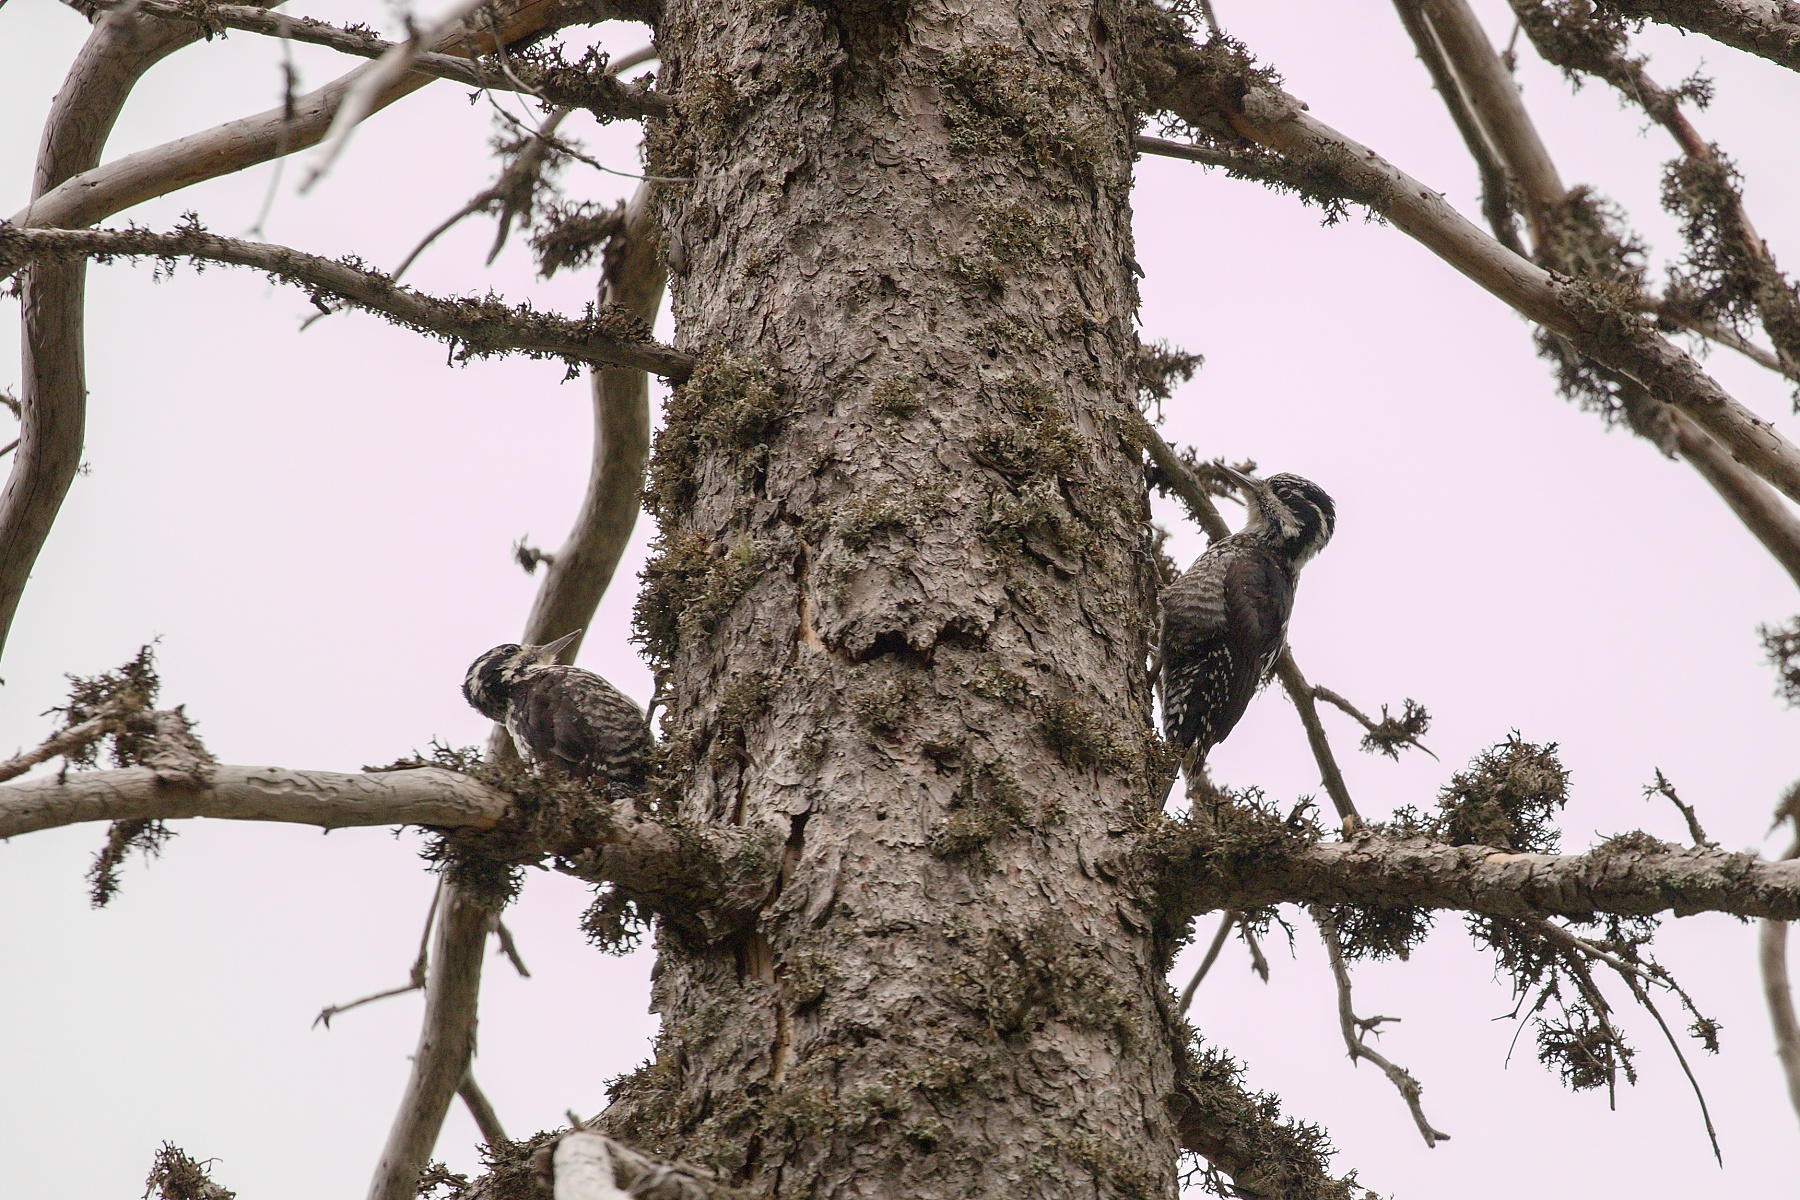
459,1070 -> 510,1149
1,0 -> 230,691
1312,906 -> 1450,1147
1271,652 -> 1363,834
315,881 -> 440,1028
1417,0 -> 1565,243
1140,32 -> 1800,507
302,0 -> 517,191
1598,0 -> 1800,77
1310,686 -> 1438,761
1672,410 -> 1800,588
367,881 -> 495,1200
0,221 -> 694,379
12,0 -> 588,234
547,1128 -> 736,1200
116,0 -> 669,124
1389,0 -> 1526,251
514,180 -> 664,655
1761,831 -> 1800,1127
1643,768 -> 1713,848
1177,910 -> 1240,1014
0,764 -> 509,840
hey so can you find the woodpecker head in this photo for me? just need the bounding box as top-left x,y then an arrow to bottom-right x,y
1222,468 -> 1336,569
461,629 -> 582,720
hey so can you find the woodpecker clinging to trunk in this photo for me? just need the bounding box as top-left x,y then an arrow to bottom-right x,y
1159,468 -> 1336,767
462,630 -> 652,790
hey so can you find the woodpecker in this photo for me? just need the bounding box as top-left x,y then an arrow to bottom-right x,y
1159,468 -> 1336,766
462,630 -> 652,790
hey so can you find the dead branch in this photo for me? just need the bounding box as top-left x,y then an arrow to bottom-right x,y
1177,910 -> 1239,1014
545,1128 -> 735,1200
460,1070 -> 509,1149
367,171 -> 669,1200
1506,0 -> 1800,372
114,0 -> 668,125
1309,686 -> 1438,761
1761,829 -> 1800,1126
301,0 -> 505,191
1153,827 -> 1800,925
514,179 -> 664,653
1644,768 -> 1713,848
12,0 -> 587,234
1271,653 -> 1362,834
1527,916 -> 1721,1158
1386,5 -> 1800,593
0,221 -> 693,379
1417,0 -> 1564,245
315,881 -> 440,1028
367,881 -> 495,1200
1,0 -> 230,709
1312,906 -> 1449,1147
1388,0 -> 1525,251
1139,29 -> 1800,508
0,763 -> 509,838
0,690 -> 150,783
1597,0 -> 1800,77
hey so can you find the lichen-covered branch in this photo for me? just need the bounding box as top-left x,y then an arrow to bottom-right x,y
1150,823 -> 1800,925
1597,0 -> 1800,76
0,221 -> 694,379
1133,22 -> 1800,506
1172,1039 -> 1373,1200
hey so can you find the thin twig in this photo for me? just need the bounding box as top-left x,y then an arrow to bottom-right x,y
1177,910 -> 1239,1014
298,0 -> 491,193
1644,768 -> 1712,847
314,880 -> 441,1028
1241,920 -> 1270,983
1312,906 -> 1450,1146
492,914 -> 531,977
1310,685 -> 1439,760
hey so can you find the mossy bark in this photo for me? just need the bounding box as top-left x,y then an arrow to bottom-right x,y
612,2 -> 1177,1196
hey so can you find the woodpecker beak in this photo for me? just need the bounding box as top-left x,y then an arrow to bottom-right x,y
1217,464 -> 1263,494
533,628 -> 583,663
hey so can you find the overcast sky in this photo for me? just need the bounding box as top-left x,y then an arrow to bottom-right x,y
3,1 -> 1798,1197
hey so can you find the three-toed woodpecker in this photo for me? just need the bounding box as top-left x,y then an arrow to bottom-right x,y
1159,468 -> 1336,766
463,630 -> 652,790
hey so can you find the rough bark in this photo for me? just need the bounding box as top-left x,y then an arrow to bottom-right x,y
604,3 -> 1178,1196
1601,0 -> 1800,75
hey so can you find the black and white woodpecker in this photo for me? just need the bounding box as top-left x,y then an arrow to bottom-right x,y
462,630 -> 652,790
1159,468 -> 1336,767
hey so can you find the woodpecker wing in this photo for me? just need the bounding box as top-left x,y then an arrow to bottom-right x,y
509,666 -> 652,788
1159,538 -> 1294,759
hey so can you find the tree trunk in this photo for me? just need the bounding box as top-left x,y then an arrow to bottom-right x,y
603,2 -> 1180,1196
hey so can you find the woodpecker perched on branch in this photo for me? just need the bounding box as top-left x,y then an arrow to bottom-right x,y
462,630 -> 652,790
1159,468 -> 1336,767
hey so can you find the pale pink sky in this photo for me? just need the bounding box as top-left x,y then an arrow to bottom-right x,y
2,1 -> 1797,1196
